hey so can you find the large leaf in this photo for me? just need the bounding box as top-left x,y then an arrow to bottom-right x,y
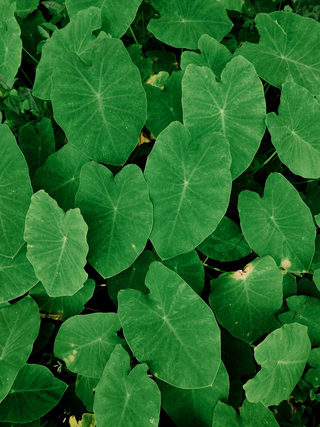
197,216 -> 251,262
10,0 -> 39,18
94,345 -> 161,427
267,81 -> 320,178
0,297 -> 40,403
278,295 -> 320,346
54,313 -> 125,378
182,56 -> 266,179
180,34 -> 232,78
0,243 -> 38,303
33,7 -> 107,100
118,262 -> 221,388
156,361 -> 229,427
0,1 -> 22,81
236,11 -> 320,95
210,256 -> 283,343
238,173 -> 316,273
212,400 -> 280,427
24,190 -> 89,297
243,323 -> 311,406
148,0 -> 232,49
75,162 -> 153,278
51,37 -> 147,165
0,124 -> 33,257
144,122 -> 232,260
29,278 -> 95,321
144,71 -> 183,138
0,364 -> 67,423
18,118 -> 55,179
32,144 -> 90,212
66,0 -> 142,38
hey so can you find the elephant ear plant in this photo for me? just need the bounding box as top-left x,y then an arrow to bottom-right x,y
1,0 -> 320,426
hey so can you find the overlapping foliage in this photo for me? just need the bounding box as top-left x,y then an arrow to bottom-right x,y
1,0 -> 320,426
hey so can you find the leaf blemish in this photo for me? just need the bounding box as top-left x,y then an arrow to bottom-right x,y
232,264 -> 253,279
281,259 -> 291,269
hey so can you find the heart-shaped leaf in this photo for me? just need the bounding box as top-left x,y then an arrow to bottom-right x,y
24,190 -> 89,297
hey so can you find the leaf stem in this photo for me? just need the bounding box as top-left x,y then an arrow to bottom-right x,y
203,264 -> 226,273
253,150 -> 277,176
264,83 -> 270,95
129,26 -> 139,44
22,47 -> 39,64
20,67 -> 33,86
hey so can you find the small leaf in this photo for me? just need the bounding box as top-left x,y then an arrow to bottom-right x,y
54,313 -> 125,378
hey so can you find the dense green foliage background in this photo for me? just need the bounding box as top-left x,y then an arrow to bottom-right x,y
1,0 -> 320,426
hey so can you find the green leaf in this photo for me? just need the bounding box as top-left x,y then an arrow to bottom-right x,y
282,272 -> 297,301
145,50 -> 179,74
156,361 -> 229,427
54,313 -> 125,378
212,399 -> 280,427
236,11 -> 320,95
76,162 -> 152,278
312,236 -> 320,270
305,348 -> 320,388
66,0 -> 142,38
238,173 -> 316,273
145,70 -> 183,138
266,81 -> 320,178
243,323 -> 311,406
0,1 -> 22,81
0,124 -> 33,257
29,278 -> 95,321
24,190 -> 89,297
278,296 -> 320,345
0,243 -> 38,303
94,345 -> 161,427
147,0 -> 233,49
127,44 -> 151,82
32,144 -> 90,212
210,256 -> 283,343
118,262 -> 221,388
0,364 -> 67,423
10,0 -> 39,19
182,57 -> 266,179
144,122 -> 232,260
75,375 -> 98,413
153,249 -> 204,295
33,7 -> 106,100
17,10 -> 45,65
197,216 -> 251,262
51,38 -> 147,165
18,118 -> 55,179
217,0 -> 242,12
180,34 -> 232,78
107,251 -> 155,306
0,297 -> 40,403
